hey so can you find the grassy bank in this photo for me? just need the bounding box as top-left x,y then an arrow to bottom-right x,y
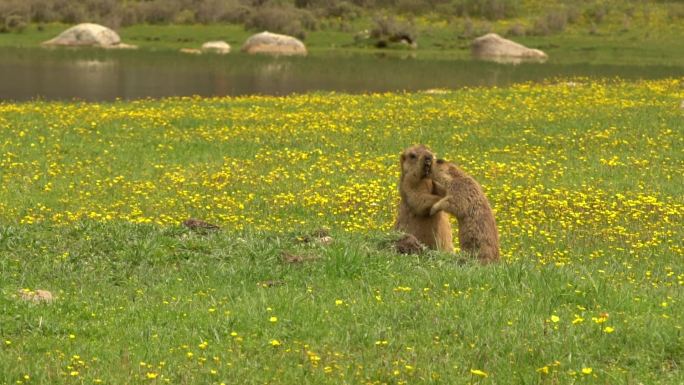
1,79 -> 683,383
1,18 -> 684,66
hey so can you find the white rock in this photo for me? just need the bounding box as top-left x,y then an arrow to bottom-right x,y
42,23 -> 136,49
179,48 -> 202,55
241,31 -> 307,56
201,41 -> 231,54
471,33 -> 547,64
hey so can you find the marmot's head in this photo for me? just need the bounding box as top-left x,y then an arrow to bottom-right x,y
431,159 -> 453,185
400,145 -> 435,181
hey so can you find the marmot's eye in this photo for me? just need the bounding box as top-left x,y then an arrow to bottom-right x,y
409,153 -> 417,159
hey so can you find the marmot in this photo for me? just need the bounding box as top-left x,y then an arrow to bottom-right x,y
429,159 -> 500,263
394,145 -> 453,252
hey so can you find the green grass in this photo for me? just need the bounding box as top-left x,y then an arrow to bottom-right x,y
1,224 -> 682,384
1,79 -> 683,384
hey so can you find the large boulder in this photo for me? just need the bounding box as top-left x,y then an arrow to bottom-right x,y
471,33 -> 547,64
201,41 -> 231,54
42,23 -> 136,49
241,31 -> 307,56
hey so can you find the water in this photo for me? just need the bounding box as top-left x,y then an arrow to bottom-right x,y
1,47 -> 682,101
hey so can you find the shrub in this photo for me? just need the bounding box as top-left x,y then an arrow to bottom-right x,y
584,3 -> 608,24
174,9 -> 196,24
221,4 -> 253,24
641,5 -> 651,23
138,0 -> 179,24
99,13 -> 122,29
532,9 -> 567,36
0,0 -> 30,28
668,3 -> 684,21
370,14 -> 416,47
620,14 -> 631,32
320,1 -> 361,20
461,17 -> 473,38
452,0 -> 519,21
195,0 -> 236,23
120,5 -> 140,26
506,22 -> 525,37
566,7 -> 580,24
396,0 -> 432,14
28,0 -> 57,23
84,0 -> 118,19
53,1 -> 86,24
2,14 -> 27,33
245,5 -> 315,40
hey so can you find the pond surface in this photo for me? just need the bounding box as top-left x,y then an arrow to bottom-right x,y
1,48 -> 682,101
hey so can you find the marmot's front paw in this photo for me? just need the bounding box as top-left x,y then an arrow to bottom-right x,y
429,206 -> 438,216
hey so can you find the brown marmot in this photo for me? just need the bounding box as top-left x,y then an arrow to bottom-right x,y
429,159 -> 500,263
394,145 -> 453,252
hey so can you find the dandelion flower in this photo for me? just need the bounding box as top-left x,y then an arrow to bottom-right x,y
470,369 -> 488,377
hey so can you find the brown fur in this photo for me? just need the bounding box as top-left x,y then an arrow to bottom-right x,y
429,159 -> 500,263
394,145 -> 453,252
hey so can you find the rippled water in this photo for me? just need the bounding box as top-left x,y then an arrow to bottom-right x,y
1,47 -> 682,101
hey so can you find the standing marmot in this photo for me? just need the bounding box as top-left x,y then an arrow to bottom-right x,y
429,159 -> 500,263
394,145 -> 453,252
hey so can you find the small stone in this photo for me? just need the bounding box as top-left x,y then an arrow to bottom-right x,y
257,280 -> 285,288
182,218 -> 220,231
318,236 -> 334,245
179,48 -> 202,55
201,41 -> 231,54
18,289 -> 54,303
296,228 -> 332,244
282,252 -> 317,264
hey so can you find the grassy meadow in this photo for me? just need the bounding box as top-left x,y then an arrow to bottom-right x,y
1,79 -> 683,384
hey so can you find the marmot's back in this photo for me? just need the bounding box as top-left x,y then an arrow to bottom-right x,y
442,163 -> 499,263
